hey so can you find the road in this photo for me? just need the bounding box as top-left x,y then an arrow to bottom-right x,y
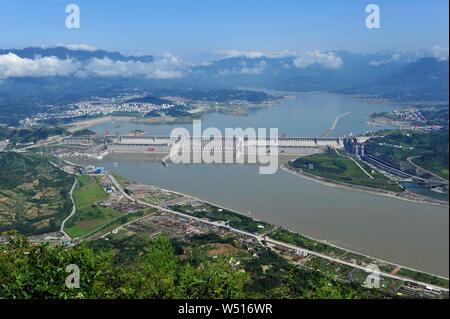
407,156 -> 449,184
365,154 -> 446,184
106,173 -> 449,293
265,238 -> 448,292
60,179 -> 78,240
334,149 -> 374,179
14,136 -> 65,152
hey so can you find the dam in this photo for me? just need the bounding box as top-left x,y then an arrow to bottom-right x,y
103,135 -> 350,155
60,134 -> 370,165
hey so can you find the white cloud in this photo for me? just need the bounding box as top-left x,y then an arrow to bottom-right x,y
431,46 -> 449,61
0,53 -> 80,79
216,50 -> 343,69
58,44 -> 98,51
80,56 -> 185,79
0,52 -> 184,79
292,51 -> 343,69
149,69 -> 183,79
217,50 -> 266,59
241,60 -> 267,74
217,50 -> 295,59
218,60 -> 267,76
369,53 -> 402,66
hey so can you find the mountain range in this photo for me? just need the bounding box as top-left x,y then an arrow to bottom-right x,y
0,46 -> 154,63
189,51 -> 449,102
0,47 -> 448,125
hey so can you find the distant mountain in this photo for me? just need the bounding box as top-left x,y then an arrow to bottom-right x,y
0,46 -> 154,62
189,51 -> 416,88
1,48 -> 448,126
189,52 -> 448,102
343,58 -> 449,102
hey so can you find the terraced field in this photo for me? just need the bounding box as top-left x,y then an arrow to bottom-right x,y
0,152 -> 74,234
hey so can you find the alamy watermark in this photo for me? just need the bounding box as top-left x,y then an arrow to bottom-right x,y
365,263 -> 381,289
64,3 -> 380,30
366,4 -> 381,29
168,120 -> 279,175
65,4 -> 80,29
65,264 -> 80,289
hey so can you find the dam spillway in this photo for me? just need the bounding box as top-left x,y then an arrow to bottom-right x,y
102,135 -> 346,156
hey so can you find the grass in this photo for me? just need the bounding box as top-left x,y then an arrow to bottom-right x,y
65,175 -> 122,238
396,268 -> 449,288
112,173 -> 128,187
366,131 -> 449,180
291,152 -> 403,192
413,158 -> 449,181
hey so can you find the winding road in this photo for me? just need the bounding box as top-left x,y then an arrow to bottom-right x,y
60,179 -> 78,240
407,156 -> 449,184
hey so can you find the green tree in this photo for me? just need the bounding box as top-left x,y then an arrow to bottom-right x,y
178,258 -> 249,299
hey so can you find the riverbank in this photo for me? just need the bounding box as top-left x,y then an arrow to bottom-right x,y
63,115 -> 199,133
108,169 -> 448,289
368,113 -> 414,128
282,163 -> 449,207
63,97 -> 284,134
77,91 -> 448,276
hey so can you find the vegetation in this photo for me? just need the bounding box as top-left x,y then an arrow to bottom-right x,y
269,228 -> 340,255
370,106 -> 449,127
396,268 -> 449,289
0,233 -> 248,299
126,95 -> 173,105
149,88 -> 276,103
290,151 -> 403,192
64,176 -> 122,238
0,232 -> 394,299
0,126 -> 67,145
146,106 -> 193,118
71,129 -> 97,137
169,203 -> 273,234
366,130 -> 449,180
0,152 -> 74,234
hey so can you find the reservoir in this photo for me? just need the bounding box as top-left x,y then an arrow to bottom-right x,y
88,92 -> 449,277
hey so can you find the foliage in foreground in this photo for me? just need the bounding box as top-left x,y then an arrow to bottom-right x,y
0,232 -> 391,299
0,233 -> 248,299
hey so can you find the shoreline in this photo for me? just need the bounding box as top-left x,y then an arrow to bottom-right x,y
61,98 -> 284,133
66,154 -> 449,279
112,169 -> 449,283
63,115 -> 197,132
281,163 -> 449,208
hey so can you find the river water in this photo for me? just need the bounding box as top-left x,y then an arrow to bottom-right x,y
88,92 -> 449,276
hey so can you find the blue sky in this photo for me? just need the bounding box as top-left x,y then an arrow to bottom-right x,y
0,0 -> 448,60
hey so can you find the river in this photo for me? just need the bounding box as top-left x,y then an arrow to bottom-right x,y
87,92 -> 449,277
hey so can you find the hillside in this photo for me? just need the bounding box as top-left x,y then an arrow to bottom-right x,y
347,58 -> 449,102
0,233 -> 390,299
0,126 -> 67,145
0,152 -> 74,234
